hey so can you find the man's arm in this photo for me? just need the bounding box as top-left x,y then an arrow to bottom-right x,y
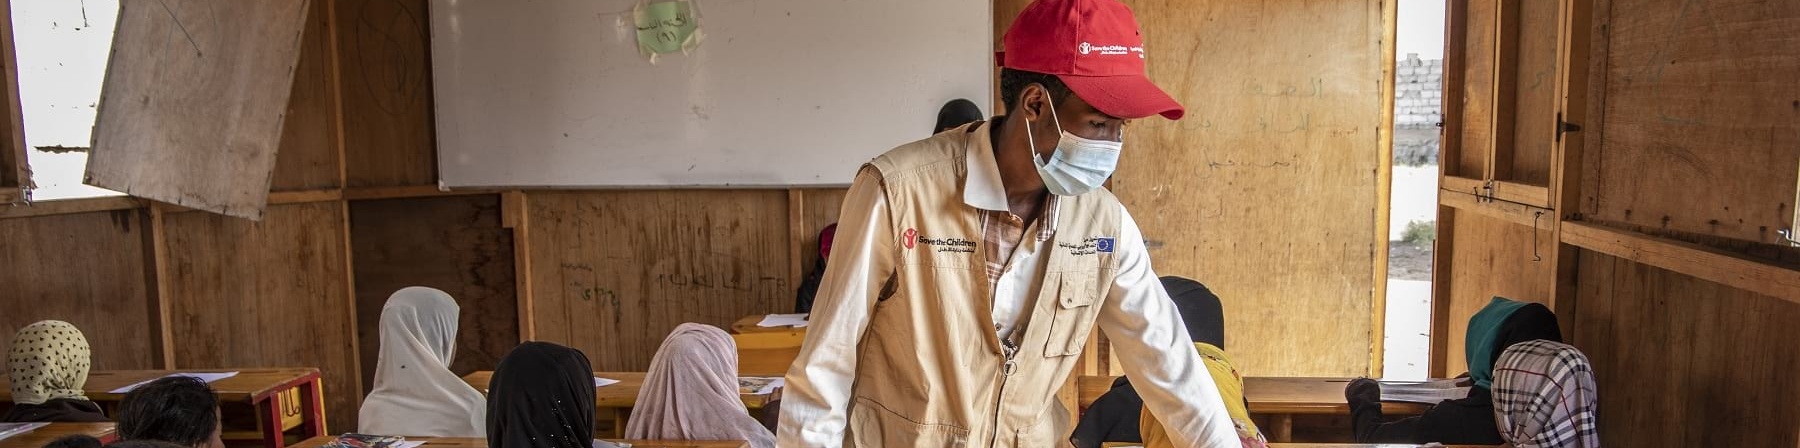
1096,206 -> 1239,447
777,168 -> 897,446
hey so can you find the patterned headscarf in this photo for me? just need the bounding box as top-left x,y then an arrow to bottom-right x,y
7,320 -> 93,404
1492,340 -> 1600,448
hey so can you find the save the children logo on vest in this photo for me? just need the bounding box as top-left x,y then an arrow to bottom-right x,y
902,228 -> 918,249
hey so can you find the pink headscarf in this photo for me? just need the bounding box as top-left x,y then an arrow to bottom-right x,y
625,324 -> 775,448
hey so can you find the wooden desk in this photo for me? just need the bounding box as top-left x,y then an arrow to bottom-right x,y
462,371 -> 776,438
729,314 -> 807,335
0,423 -> 116,448
289,436 -> 749,448
461,371 -> 775,409
1078,376 -> 1437,443
0,369 -> 325,448
1102,444 -> 1498,448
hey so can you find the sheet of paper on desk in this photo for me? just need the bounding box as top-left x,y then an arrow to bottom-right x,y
0,422 -> 51,441
394,441 -> 426,448
1380,380 -> 1470,404
738,377 -> 785,395
595,377 -> 621,387
757,313 -> 809,328
110,371 -> 241,393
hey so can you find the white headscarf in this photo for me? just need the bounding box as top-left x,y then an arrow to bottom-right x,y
624,323 -> 775,448
357,287 -> 487,437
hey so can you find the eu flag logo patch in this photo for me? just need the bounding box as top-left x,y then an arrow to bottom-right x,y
1095,237 -> 1115,253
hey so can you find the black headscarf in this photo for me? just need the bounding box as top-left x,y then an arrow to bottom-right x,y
487,342 -> 596,448
934,99 -> 984,134
1161,276 -> 1225,348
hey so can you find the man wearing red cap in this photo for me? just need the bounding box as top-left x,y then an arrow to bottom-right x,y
778,0 -> 1238,446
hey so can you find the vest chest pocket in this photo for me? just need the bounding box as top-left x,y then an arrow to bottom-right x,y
1044,273 -> 1100,357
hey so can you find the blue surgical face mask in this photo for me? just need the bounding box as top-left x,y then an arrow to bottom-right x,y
1026,98 -> 1122,196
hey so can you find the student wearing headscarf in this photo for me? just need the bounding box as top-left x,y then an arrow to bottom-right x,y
3,320 -> 107,422
1492,340 -> 1599,448
1345,296 -> 1564,444
1071,277 -> 1265,448
486,342 -> 595,448
625,324 -> 775,448
358,287 -> 488,437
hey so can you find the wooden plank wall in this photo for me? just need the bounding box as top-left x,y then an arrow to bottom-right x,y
336,0 -> 436,188
520,189 -> 845,371
1104,0 -> 1392,376
0,210 -> 158,370
158,203 -> 360,431
1581,0 -> 1799,243
1438,0 -> 1800,444
1567,0 -> 1800,444
0,0 -> 27,201
1429,208 -> 1555,377
1574,251 -> 1800,446
348,195 -> 517,389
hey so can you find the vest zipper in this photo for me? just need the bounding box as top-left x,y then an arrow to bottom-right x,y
989,338 -> 1020,447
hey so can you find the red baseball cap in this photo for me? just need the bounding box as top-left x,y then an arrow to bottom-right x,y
1001,0 -> 1184,120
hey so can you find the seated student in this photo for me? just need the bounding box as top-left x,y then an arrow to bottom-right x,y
115,376 -> 224,448
1071,277 -> 1267,448
487,342 -> 595,448
4,320 -> 108,422
1346,296 -> 1564,444
934,98 -> 985,134
358,287 -> 488,437
625,324 -> 775,448
1492,339 -> 1599,448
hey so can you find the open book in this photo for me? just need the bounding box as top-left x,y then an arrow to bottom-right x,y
1380,379 -> 1470,404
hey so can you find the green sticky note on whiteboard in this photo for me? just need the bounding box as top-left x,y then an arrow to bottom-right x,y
635,1 -> 698,56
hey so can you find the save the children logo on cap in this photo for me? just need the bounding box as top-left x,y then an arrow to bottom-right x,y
1077,42 -> 1143,58
902,228 -> 918,249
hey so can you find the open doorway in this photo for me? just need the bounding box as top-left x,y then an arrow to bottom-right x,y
1382,0 -> 1444,381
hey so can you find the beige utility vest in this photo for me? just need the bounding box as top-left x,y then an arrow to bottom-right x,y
847,124 -> 1123,447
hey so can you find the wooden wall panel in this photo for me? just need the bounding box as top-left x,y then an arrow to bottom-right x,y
1585,0 -> 1799,243
85,0 -> 311,219
1452,0 -> 1498,179
1506,0 -> 1559,187
524,190 -> 791,371
271,0 -> 343,192
349,195 -> 516,392
1574,251 -> 1800,447
162,202 -> 361,432
0,0 -> 26,195
1430,209 -> 1555,377
1111,0 -> 1387,376
0,210 -> 157,370
336,0 -> 437,188
797,188 -> 848,279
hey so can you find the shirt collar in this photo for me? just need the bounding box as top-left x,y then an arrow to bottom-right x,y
963,121 -> 1011,212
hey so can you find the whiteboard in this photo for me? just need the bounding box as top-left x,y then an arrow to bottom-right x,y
429,0 -> 993,188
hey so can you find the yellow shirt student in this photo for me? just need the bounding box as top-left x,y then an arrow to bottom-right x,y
1141,343 -> 1268,448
